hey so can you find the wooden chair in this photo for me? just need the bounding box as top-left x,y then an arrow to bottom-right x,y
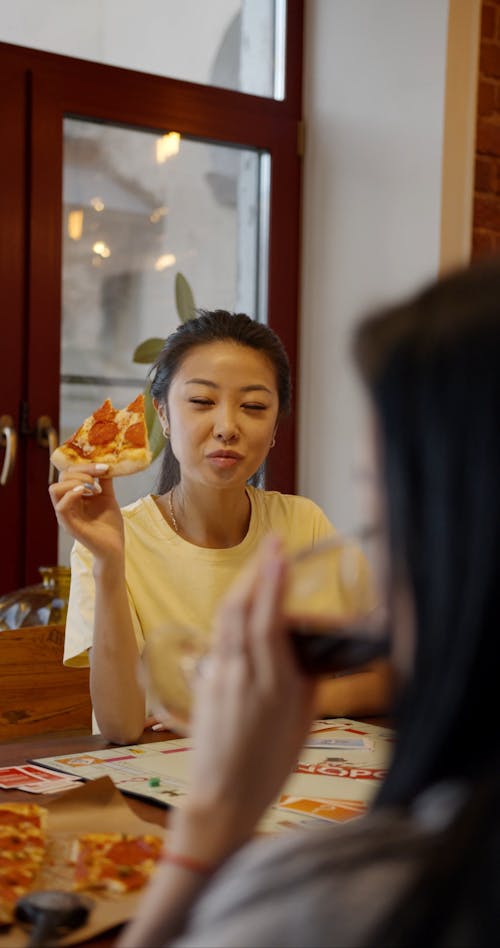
0,623 -> 92,740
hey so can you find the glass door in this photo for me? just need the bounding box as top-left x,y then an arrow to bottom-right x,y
59,117 -> 269,563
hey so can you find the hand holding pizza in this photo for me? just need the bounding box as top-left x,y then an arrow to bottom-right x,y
49,463 -> 126,563
48,394 -> 151,564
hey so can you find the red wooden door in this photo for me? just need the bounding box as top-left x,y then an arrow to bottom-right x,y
0,52 -> 28,594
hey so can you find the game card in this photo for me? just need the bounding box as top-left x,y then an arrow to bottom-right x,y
0,764 -> 80,790
278,794 -> 367,823
304,736 -> 374,750
17,778 -> 82,794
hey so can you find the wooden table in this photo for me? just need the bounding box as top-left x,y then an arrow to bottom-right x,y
0,719 -> 392,944
0,729 -> 176,946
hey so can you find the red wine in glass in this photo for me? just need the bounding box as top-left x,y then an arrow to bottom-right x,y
289,624 -> 390,676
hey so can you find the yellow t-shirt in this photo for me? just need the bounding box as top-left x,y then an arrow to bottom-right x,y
63,486 -> 336,669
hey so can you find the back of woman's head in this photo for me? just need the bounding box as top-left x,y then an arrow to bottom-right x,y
354,259 -> 500,803
150,310 -> 291,492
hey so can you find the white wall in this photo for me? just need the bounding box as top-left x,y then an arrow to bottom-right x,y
299,0 -> 451,531
0,0 -> 240,84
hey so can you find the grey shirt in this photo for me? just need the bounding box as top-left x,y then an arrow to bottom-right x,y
170,783 -> 465,948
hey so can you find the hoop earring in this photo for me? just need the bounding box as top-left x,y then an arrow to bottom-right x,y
162,427 -> 170,440
270,437 -> 276,448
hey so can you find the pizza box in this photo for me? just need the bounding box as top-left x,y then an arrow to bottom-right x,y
0,776 -> 166,946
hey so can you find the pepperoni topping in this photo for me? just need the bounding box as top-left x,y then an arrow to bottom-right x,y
0,835 -> 42,854
0,883 -> 17,903
126,394 -> 144,413
124,422 -> 146,447
92,399 -> 117,422
0,866 -> 35,886
88,420 -> 119,446
0,812 -> 40,828
103,838 -> 158,865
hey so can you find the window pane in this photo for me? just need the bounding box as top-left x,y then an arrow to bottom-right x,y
0,0 -> 286,99
58,117 -> 270,563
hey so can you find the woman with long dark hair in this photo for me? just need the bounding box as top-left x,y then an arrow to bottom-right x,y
50,310 -> 387,744
120,261 -> 500,947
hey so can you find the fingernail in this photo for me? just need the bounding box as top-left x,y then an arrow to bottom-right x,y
92,478 -> 102,493
73,482 -> 99,496
95,463 -> 109,471
152,724 -> 164,731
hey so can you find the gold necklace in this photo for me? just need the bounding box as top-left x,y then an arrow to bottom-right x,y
167,488 -> 179,534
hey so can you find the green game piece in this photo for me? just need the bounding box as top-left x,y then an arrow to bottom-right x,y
148,776 -> 160,788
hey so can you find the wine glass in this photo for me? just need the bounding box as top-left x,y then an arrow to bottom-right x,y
142,529 -> 389,734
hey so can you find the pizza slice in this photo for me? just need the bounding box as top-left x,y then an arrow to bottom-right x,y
0,804 -> 48,926
71,832 -> 163,894
0,826 -> 46,865
0,802 -> 48,833
50,394 -> 152,477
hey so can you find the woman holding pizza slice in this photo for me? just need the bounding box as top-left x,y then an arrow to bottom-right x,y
50,311 -> 391,744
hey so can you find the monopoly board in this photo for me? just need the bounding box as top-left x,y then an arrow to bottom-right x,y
32,718 -> 395,833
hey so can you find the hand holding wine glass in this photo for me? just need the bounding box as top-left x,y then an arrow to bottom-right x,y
164,534 -> 317,865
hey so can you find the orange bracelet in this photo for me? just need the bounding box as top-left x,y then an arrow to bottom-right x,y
160,850 -> 216,876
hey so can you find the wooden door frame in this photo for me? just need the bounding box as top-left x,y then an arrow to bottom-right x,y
0,55 -> 28,593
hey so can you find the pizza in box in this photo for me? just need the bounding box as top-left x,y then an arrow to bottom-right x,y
0,803 -> 163,928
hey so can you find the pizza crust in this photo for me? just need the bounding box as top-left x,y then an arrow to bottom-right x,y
50,446 -> 150,477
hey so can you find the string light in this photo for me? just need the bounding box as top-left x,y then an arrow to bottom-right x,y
68,209 -> 84,240
92,240 -> 111,258
154,253 -> 176,271
156,132 -> 180,164
150,206 -> 168,223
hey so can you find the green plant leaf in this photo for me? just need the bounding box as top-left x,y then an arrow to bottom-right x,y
175,272 -> 196,323
144,382 -> 165,461
133,272 -> 198,465
149,415 -> 165,462
144,381 -> 157,429
133,338 -> 165,364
